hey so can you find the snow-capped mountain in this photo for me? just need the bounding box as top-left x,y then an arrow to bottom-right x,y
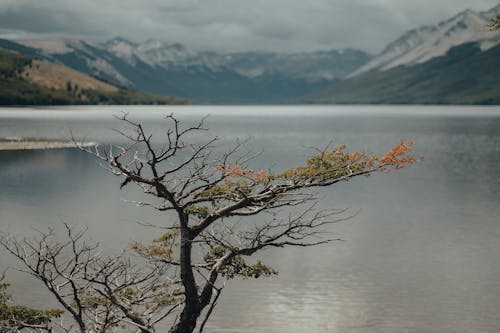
4,4 -> 497,104
101,37 -> 370,82
103,37 -> 225,70
3,36 -> 369,102
350,4 -> 500,76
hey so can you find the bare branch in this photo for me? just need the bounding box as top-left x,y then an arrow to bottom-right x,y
40,115 -> 417,333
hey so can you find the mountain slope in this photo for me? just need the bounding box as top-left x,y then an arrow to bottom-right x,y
350,5 -> 500,76
221,49 -> 371,82
24,60 -> 119,92
305,42 -> 500,105
1,37 -> 370,103
0,50 -> 186,105
102,38 -> 371,82
101,38 -> 371,103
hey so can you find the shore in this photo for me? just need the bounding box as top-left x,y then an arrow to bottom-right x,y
0,139 -> 96,151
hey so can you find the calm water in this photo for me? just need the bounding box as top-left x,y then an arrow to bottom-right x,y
1,105 -> 500,333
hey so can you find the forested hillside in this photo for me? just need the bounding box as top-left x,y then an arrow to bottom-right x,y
0,50 -> 186,105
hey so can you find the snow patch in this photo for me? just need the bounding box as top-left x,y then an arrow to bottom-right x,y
350,6 -> 500,76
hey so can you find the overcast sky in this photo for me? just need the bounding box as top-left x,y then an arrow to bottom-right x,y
0,0 -> 498,53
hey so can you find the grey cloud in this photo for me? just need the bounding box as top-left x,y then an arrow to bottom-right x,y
0,6 -> 80,34
0,0 -> 498,52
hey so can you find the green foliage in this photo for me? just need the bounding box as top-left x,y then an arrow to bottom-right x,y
268,145 -> 376,182
204,246 -> 278,279
193,146 -> 377,208
199,179 -> 252,200
0,283 -> 62,330
77,291 -> 112,309
184,205 -> 212,219
132,230 -> 179,262
78,286 -> 179,311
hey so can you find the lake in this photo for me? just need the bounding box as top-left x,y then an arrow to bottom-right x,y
1,105 -> 500,333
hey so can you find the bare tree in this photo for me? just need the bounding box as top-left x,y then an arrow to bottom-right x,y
0,225 -> 182,333
84,114 -> 416,332
2,114 -> 416,333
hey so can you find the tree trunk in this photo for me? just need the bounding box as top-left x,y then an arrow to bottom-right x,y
169,213 -> 200,333
169,309 -> 199,333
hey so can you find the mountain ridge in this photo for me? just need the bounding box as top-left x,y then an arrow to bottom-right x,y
0,4 -> 499,105
305,42 -> 500,105
349,4 -> 500,76
0,37 -> 371,103
0,49 -> 186,105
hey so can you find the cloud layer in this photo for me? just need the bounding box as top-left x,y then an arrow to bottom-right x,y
0,0 -> 498,52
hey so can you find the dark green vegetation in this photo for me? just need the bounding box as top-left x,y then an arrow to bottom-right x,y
0,283 -> 62,331
0,50 -> 187,105
304,43 -> 500,105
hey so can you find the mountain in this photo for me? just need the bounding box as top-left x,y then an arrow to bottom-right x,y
304,42 -> 500,105
104,38 -> 223,71
2,4 -> 498,105
0,49 -> 186,105
303,4 -> 500,105
350,5 -> 500,76
102,37 -> 371,82
221,49 -> 371,82
0,37 -> 371,103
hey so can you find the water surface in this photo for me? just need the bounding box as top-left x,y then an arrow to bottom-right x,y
1,105 -> 499,333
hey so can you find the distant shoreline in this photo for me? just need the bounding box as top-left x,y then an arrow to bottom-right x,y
0,139 -> 96,151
